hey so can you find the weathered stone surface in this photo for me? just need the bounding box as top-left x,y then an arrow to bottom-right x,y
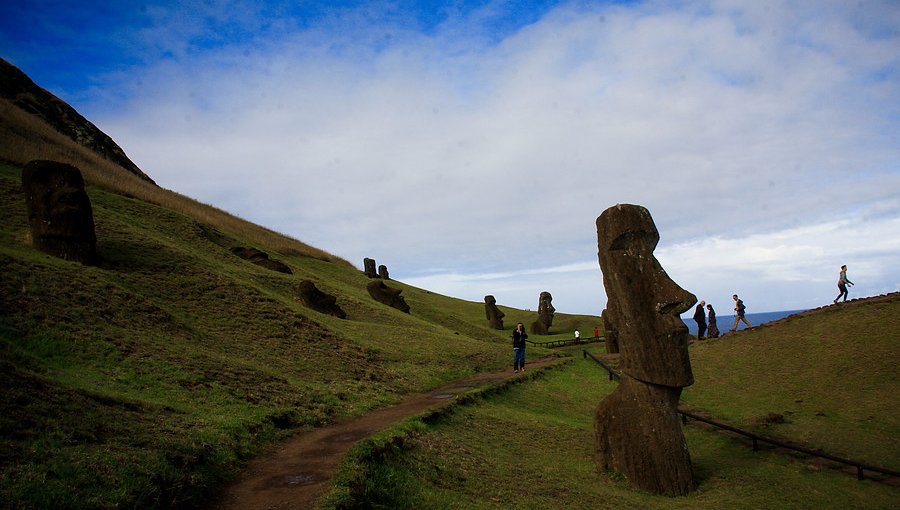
484,295 -> 505,330
530,291 -> 555,335
366,280 -> 410,313
596,204 -> 694,387
363,258 -> 378,278
602,308 -> 619,354
22,160 -> 97,264
594,203 -> 696,496
593,376 -> 694,496
231,247 -> 292,274
378,264 -> 389,280
297,280 -> 346,319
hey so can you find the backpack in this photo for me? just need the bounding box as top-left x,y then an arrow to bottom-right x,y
738,300 -> 746,313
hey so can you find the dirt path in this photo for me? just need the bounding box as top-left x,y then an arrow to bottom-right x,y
209,356 -> 566,510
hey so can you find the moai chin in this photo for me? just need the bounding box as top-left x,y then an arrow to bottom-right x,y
593,203 -> 696,496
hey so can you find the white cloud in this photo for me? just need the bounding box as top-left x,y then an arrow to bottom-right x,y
94,0 -> 900,314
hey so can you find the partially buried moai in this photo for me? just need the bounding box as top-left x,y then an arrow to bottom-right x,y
484,295 -> 505,330
530,291 -> 555,335
593,204 -> 696,496
22,160 -> 97,264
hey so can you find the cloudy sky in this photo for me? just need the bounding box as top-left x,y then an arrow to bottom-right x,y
3,0 -> 899,316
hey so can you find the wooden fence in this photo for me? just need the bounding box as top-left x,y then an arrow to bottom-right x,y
582,350 -> 899,481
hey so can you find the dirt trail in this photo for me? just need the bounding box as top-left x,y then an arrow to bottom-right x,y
209,356 -> 565,510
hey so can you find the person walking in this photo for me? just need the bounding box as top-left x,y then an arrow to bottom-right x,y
730,294 -> 752,332
693,300 -> 707,339
512,323 -> 528,373
706,303 -> 719,338
834,264 -> 854,304
593,326 -> 600,339
574,329 -> 581,343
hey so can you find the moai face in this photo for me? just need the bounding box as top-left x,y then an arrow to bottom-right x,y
597,204 -> 695,387
22,160 -> 97,263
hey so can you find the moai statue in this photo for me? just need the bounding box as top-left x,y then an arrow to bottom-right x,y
484,295 -> 505,330
378,264 -> 390,280
297,280 -> 346,319
601,308 -> 619,354
366,280 -> 410,313
363,257 -> 378,278
231,247 -> 293,274
530,291 -> 555,335
593,204 -> 696,496
21,160 -> 97,264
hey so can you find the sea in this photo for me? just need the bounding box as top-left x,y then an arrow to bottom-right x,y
681,309 -> 806,335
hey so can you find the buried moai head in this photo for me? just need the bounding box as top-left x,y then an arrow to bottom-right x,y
297,280 -> 346,319
378,264 -> 389,280
530,291 -> 555,335
366,280 -> 410,313
597,204 -> 695,387
484,295 -> 505,330
363,258 -> 378,278
22,160 -> 97,264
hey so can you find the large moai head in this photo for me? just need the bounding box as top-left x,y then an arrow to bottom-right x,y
363,257 -> 378,278
596,204 -> 695,387
22,160 -> 97,264
378,264 -> 390,280
366,280 -> 410,313
484,295 -> 505,330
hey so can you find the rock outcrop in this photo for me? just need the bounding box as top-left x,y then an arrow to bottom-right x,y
231,247 -> 292,274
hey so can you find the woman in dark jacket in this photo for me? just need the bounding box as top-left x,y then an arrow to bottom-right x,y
512,323 -> 528,372
706,304 -> 719,338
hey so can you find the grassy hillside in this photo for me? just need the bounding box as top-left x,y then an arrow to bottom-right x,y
683,296 -> 900,469
0,160 -> 598,508
332,308 -> 899,509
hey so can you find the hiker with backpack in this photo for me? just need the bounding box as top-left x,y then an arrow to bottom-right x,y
730,294 -> 753,332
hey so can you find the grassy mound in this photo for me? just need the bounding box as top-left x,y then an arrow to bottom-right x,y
0,161 -> 598,508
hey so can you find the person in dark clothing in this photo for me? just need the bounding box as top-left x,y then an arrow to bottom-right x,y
706,303 -> 719,338
512,322 -> 528,373
730,294 -> 752,332
693,300 -> 707,340
834,264 -> 854,304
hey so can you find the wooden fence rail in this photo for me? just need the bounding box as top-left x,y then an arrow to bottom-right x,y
526,335 -> 604,349
581,350 -> 899,481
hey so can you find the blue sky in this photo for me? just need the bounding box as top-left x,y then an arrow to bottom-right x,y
3,0 -> 899,316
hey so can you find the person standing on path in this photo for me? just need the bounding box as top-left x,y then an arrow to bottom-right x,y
693,300 -> 707,339
593,326 -> 600,339
706,303 -> 719,338
574,329 -> 581,343
512,323 -> 528,373
730,294 -> 752,332
834,264 -> 854,304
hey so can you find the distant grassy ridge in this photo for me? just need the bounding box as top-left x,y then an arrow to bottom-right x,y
0,161 -> 598,508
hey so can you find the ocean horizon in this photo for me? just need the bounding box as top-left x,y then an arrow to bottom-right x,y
682,309 -> 806,335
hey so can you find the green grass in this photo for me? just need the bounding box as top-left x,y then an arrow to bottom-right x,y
0,161 -> 597,508
683,301 -> 900,469
332,357 -> 899,509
